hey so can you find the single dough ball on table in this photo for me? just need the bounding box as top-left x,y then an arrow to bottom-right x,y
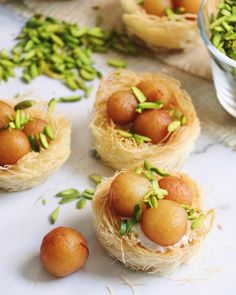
107,90 -> 138,125
141,199 -> 188,246
40,227 -> 89,277
159,175 -> 193,206
110,171 -> 151,217
172,0 -> 201,14
133,109 -> 172,144
0,129 -> 30,166
137,80 -> 172,105
23,118 -> 47,137
0,101 -> 15,130
142,0 -> 173,17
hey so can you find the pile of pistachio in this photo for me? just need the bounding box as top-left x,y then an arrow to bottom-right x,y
120,161 -> 206,236
0,14 -> 137,97
210,0 -> 236,59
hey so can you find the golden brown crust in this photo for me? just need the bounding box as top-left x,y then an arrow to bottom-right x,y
0,101 -> 71,191
90,70 -> 200,170
92,171 -> 214,275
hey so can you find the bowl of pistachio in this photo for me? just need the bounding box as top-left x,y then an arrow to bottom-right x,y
198,0 -> 236,118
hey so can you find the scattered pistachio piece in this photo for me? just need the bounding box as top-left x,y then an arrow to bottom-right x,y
57,95 -> 81,103
76,198 -> 87,209
50,206 -> 60,224
89,173 -> 103,186
56,188 -> 80,197
107,59 -> 127,68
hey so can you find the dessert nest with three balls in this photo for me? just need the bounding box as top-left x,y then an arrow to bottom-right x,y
0,99 -> 71,192
92,161 -> 214,275
91,70 -> 200,170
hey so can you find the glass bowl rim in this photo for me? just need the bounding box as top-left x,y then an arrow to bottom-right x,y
198,0 -> 236,67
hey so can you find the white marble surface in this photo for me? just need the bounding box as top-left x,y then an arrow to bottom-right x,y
0,6 -> 236,295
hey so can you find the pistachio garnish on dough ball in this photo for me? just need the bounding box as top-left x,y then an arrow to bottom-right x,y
40,227 -> 89,277
110,171 -> 151,217
0,129 -> 30,166
141,199 -> 188,246
133,109 -> 172,144
0,101 -> 15,130
159,175 -> 193,206
107,90 -> 138,125
136,80 -> 172,105
23,118 -> 47,137
142,0 -> 173,17
172,0 -> 201,14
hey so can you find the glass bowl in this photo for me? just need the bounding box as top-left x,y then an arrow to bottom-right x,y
198,0 -> 236,118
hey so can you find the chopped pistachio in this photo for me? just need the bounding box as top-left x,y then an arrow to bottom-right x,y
14,99 -> 36,110
89,173 -> 103,186
50,206 -> 60,224
76,198 -> 87,209
131,86 -> 147,103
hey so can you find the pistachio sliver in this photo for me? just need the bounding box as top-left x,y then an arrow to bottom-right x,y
151,167 -> 170,177
89,173 -> 103,186
28,135 -> 40,152
56,188 -> 80,197
149,196 -> 158,208
131,86 -> 147,103
44,125 -> 55,140
117,129 -> 133,138
50,206 -> 60,224
144,160 -> 152,171
136,101 -> 164,112
76,198 -> 87,209
57,95 -> 81,103
15,109 -> 22,129
39,133 -> 49,149
191,214 -> 205,230
107,59 -> 127,68
119,220 -> 128,236
181,115 -> 187,126
133,133 -> 152,143
133,204 -> 141,222
14,99 -> 36,110
168,120 -> 181,133
59,194 -> 80,204
48,98 -> 57,112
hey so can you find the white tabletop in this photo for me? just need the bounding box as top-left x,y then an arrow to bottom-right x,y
0,5 -> 235,295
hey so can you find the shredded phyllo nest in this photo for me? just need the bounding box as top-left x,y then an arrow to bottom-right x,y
119,0 -> 199,50
0,100 -> 71,192
92,166 -> 214,275
90,70 -> 200,170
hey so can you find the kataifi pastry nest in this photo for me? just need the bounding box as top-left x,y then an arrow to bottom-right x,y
0,101 -> 71,192
90,70 -> 200,170
92,172 -> 214,275
120,0 -> 198,51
